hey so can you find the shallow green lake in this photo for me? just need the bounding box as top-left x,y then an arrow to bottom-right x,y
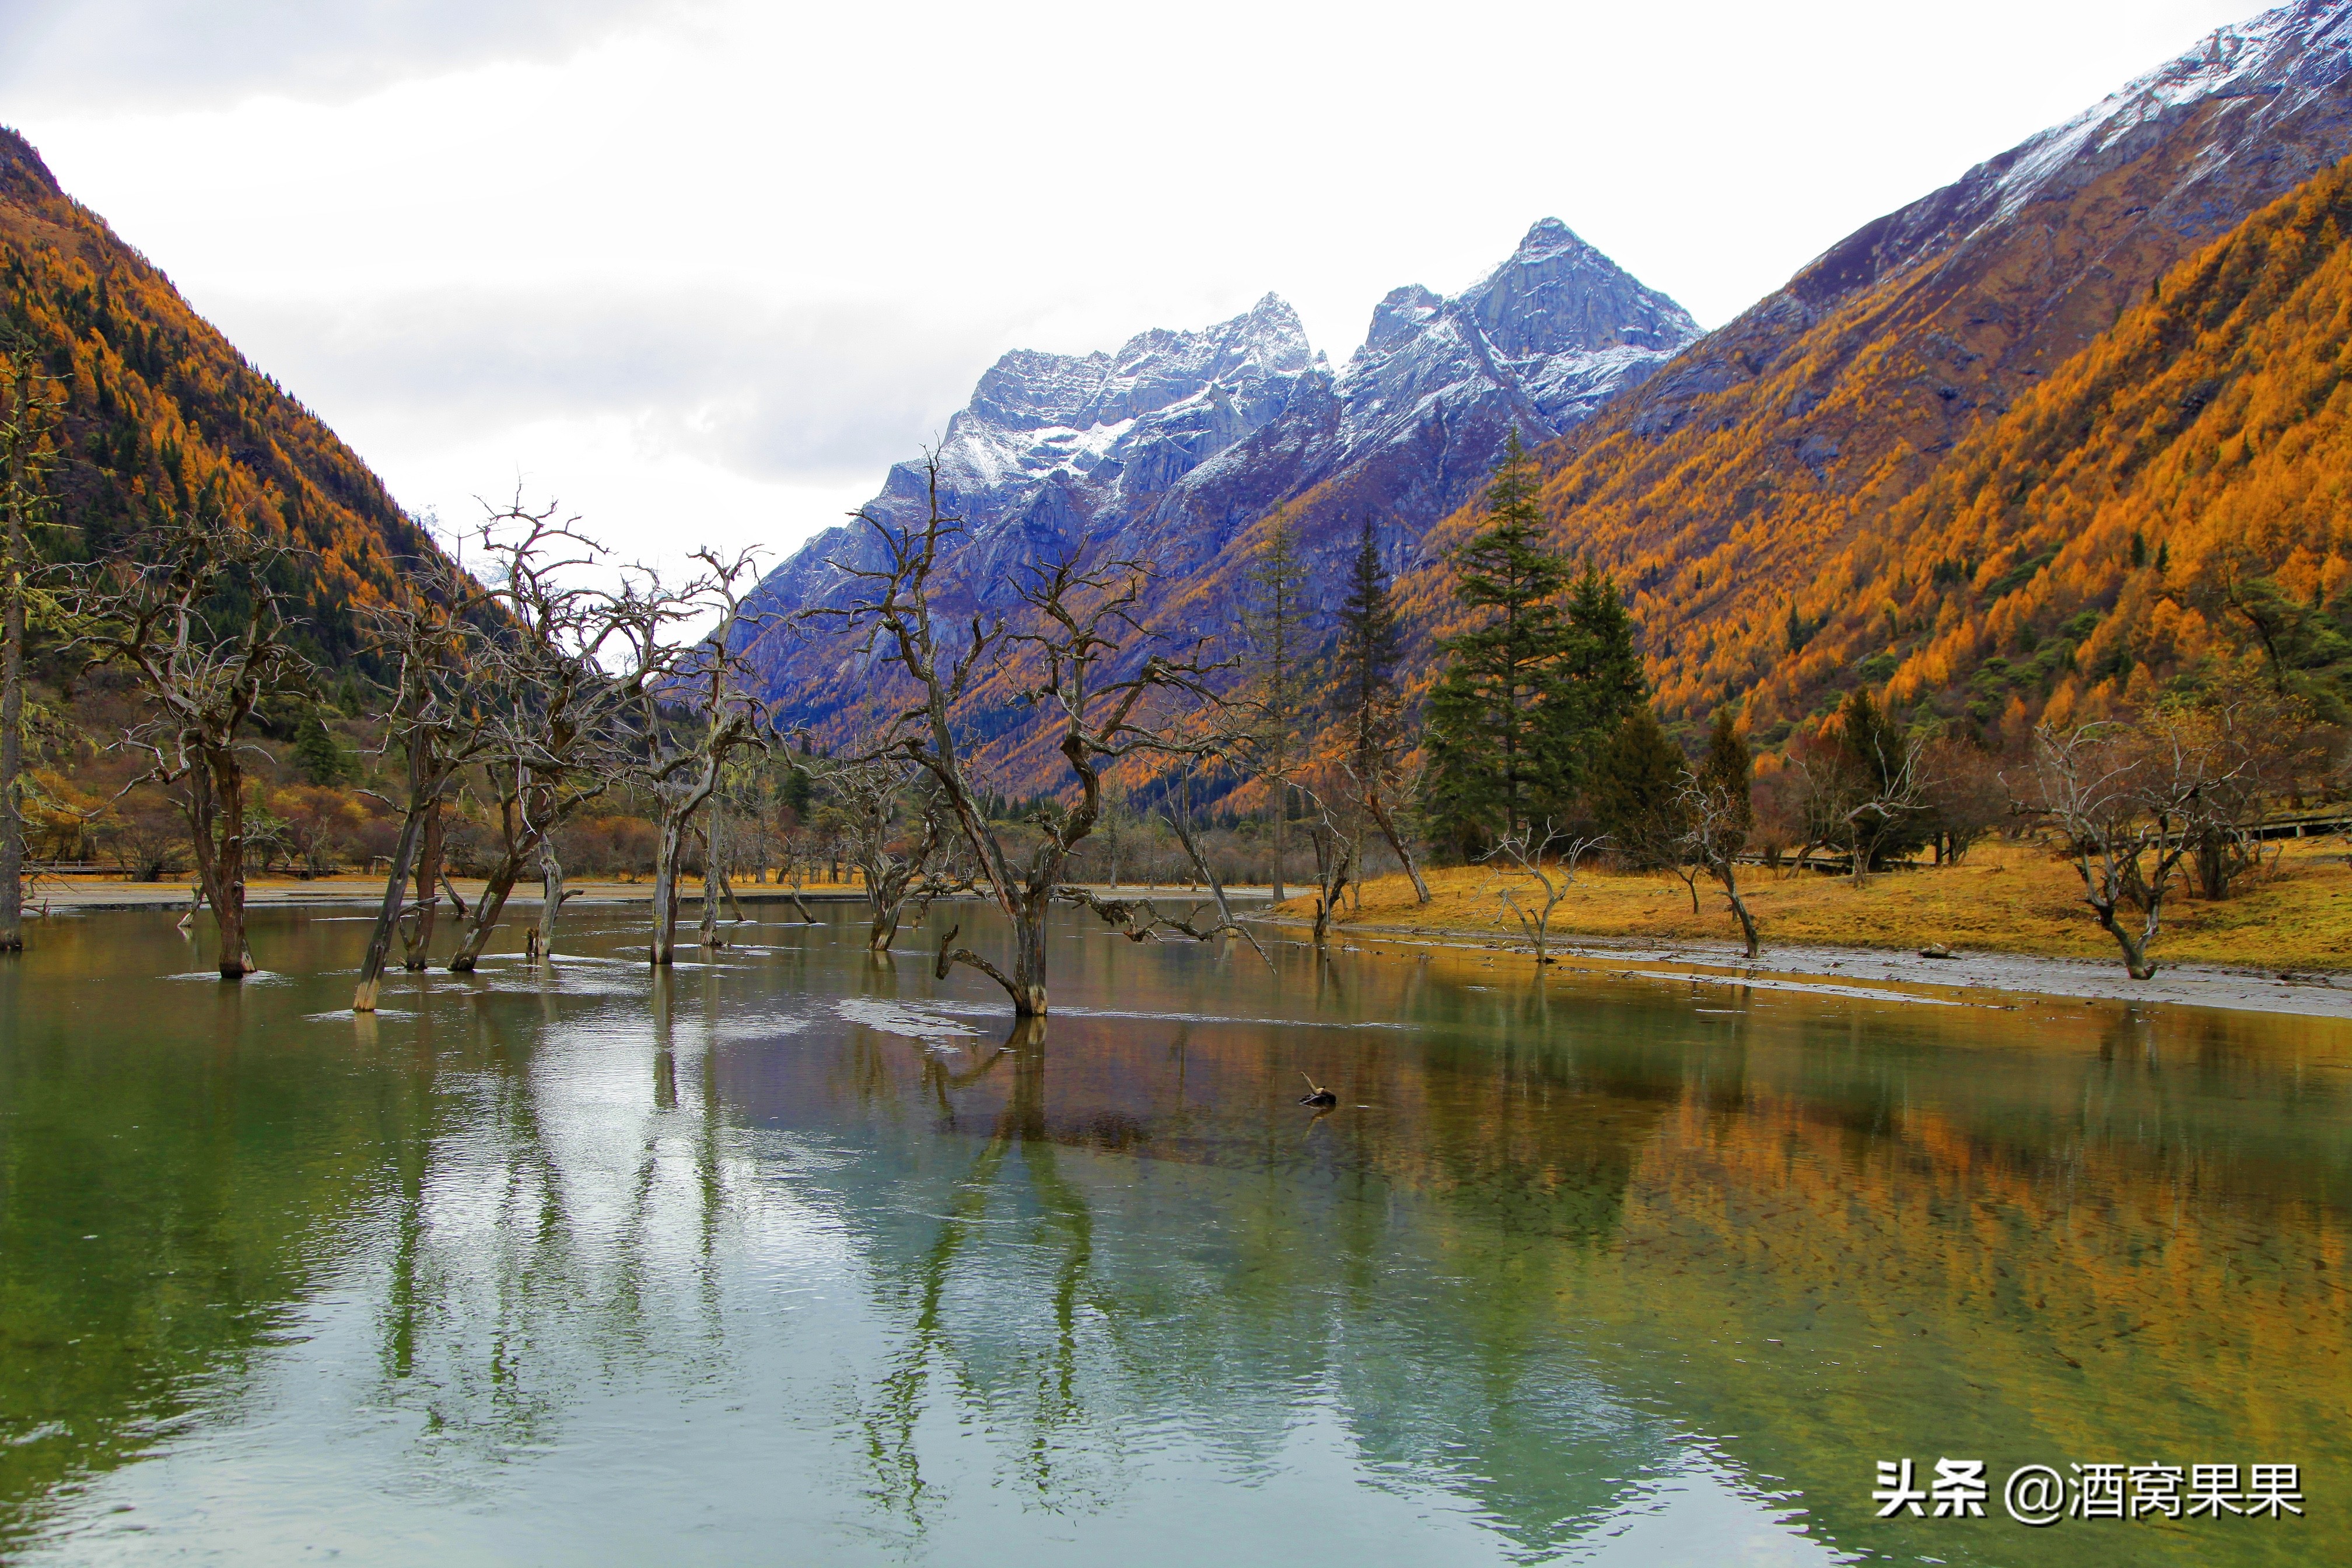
0,904 -> 2346,1564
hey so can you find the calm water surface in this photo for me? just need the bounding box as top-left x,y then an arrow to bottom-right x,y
0,903 -> 2346,1565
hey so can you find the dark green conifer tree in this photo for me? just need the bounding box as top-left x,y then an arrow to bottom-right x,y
1588,706 -> 1689,869
780,761 -> 815,824
1558,561 -> 1646,798
1241,517 -> 1308,902
1833,688 -> 1930,872
1425,432 -> 1574,855
292,713 -> 346,785
1698,707 -> 1753,831
1338,517 -> 1402,782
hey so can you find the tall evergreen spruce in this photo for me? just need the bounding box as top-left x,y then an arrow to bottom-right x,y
1336,517 -> 1429,902
1835,688 -> 1929,873
1425,432 -> 1575,855
293,713 -> 346,785
1560,561 -> 1646,791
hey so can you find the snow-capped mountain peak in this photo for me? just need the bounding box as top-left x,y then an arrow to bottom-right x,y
733,222 -> 1699,718
1336,218 -> 1700,457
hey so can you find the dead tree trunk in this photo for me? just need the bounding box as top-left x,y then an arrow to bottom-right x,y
447,842 -> 524,973
401,796 -> 444,970
1363,791 -> 1429,905
652,800 -> 690,965
355,803 -> 430,1010
536,838 -> 565,959
1720,862 -> 1761,958
79,509 -> 307,979
450,783 -> 561,974
807,457 -> 1223,1020
697,820 -> 726,950
1308,818 -> 1354,947
187,747 -> 254,978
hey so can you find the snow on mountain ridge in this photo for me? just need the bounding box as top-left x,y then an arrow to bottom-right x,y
1327,219 -> 1699,469
900,290 -> 1315,533
733,219 -> 1698,718
746,220 -> 1693,626
1977,0 -> 2350,229
1769,0 -> 2352,312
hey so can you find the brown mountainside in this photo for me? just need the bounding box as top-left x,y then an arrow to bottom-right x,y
1858,150 -> 2352,735
1,127 -> 438,667
1397,0 -> 2352,746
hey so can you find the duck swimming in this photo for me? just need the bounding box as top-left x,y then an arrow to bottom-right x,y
1297,1073 -> 1338,1108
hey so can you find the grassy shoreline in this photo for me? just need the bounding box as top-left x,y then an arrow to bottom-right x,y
1272,838 -> 2352,975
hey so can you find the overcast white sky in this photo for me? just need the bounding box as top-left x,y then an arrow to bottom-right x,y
1,0 -> 2267,570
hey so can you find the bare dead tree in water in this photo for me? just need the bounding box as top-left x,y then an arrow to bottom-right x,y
349,540 -> 506,1007
1306,809 -> 1355,947
696,787 -> 737,950
1273,759 -> 1362,948
802,456 -> 1223,1019
791,750 -> 967,952
78,511 -> 313,979
696,754 -> 778,947
530,837 -> 575,961
1480,820 -> 1606,966
1058,776 -> 1274,963
610,548 -> 767,967
443,503 -> 633,972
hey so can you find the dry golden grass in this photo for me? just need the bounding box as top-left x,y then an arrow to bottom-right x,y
1284,838 -> 2352,971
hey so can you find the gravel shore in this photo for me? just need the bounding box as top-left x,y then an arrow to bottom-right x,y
1300,923 -> 2352,1020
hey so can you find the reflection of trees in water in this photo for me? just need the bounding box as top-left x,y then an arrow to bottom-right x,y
814,963 -> 2352,1562
362,970 -> 826,1485
855,1024 -> 1118,1528
29,907 -> 2342,1562
1574,1063 -> 2352,1566
321,955 -> 2352,1564
833,1015 -> 1674,1558
374,984 -> 584,1471
0,954 -> 441,1552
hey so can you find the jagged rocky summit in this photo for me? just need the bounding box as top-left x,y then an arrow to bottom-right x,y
734,220 -> 1699,730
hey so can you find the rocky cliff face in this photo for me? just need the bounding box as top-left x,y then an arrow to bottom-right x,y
734,220 -> 1698,731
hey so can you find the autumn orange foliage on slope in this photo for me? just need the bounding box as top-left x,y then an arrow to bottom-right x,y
1387,63 -> 2352,746
1,128 -> 435,662
1861,153 -> 2352,737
